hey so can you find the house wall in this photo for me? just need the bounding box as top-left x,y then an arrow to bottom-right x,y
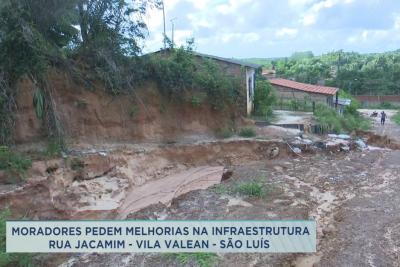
271,85 -> 334,106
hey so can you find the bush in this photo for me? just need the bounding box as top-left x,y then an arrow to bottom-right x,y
0,209 -> 33,266
168,253 -> 219,267
0,146 -> 31,179
215,128 -> 234,139
147,48 -> 242,111
314,104 -> 371,133
393,110 -> 400,125
239,127 -> 256,138
234,181 -> 264,198
253,79 -> 276,116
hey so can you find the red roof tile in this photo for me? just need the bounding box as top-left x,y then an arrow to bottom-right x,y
269,78 -> 339,96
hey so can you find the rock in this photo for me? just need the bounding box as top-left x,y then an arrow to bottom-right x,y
293,147 -> 302,154
302,139 -> 313,145
340,145 -> 350,152
328,134 -> 338,138
337,134 -> 351,140
269,147 -> 280,159
222,169 -> 233,181
355,139 -> 367,150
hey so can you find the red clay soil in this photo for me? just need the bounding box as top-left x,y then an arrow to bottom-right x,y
13,69 -> 238,144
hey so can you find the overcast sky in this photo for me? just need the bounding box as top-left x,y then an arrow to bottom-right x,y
142,0 -> 400,58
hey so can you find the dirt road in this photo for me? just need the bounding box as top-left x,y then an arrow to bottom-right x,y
359,109 -> 400,142
5,111 -> 400,267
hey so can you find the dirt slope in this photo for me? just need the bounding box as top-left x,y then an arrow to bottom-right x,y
13,69 -> 237,144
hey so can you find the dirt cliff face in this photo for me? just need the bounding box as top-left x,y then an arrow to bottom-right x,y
13,69 -> 235,144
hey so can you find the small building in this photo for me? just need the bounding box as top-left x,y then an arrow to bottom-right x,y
355,95 -> 400,107
269,78 -> 339,108
150,50 -> 261,115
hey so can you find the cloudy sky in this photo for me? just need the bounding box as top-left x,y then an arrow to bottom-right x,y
142,0 -> 400,58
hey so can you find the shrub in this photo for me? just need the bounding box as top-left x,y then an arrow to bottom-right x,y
45,139 -> 63,157
253,79 -> 276,117
129,105 -> 139,118
239,127 -> 256,138
215,128 -> 234,139
0,209 -> 33,266
147,48 -> 242,111
0,146 -> 31,179
393,110 -> 400,125
168,253 -> 219,267
234,181 -> 264,198
314,104 -> 371,133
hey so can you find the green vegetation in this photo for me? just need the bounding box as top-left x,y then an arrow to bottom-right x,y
129,105 -> 139,118
234,181 -> 264,198
0,209 -> 33,266
0,146 -> 31,179
70,157 -> 84,171
238,127 -> 256,138
213,180 -> 265,198
253,78 -> 276,117
45,138 -> 64,157
167,253 -> 219,267
393,110 -> 400,125
215,127 -> 234,139
314,104 -> 371,133
0,1 -> 244,146
146,48 -> 242,111
246,50 -> 400,95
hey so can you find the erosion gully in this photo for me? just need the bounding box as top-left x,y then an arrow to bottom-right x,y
1,133 -> 399,266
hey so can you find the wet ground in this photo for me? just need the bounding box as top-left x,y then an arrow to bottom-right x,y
59,146 -> 399,267
4,112 -> 400,267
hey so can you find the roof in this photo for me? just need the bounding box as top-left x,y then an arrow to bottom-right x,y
269,78 -> 339,96
356,95 -> 400,102
150,49 -> 261,69
190,51 -> 261,69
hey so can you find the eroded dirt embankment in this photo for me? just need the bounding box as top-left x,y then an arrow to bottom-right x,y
0,139 -> 291,220
2,127 -> 400,266
57,139 -> 400,267
14,69 -> 240,144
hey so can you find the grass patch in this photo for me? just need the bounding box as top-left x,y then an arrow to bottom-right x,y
0,146 -> 31,180
167,253 -> 219,267
214,180 -> 265,198
314,104 -> 371,133
215,128 -> 234,139
212,184 -> 229,194
234,181 -> 264,198
393,110 -> 400,125
238,127 -> 256,138
45,139 -> 64,158
0,209 -> 34,266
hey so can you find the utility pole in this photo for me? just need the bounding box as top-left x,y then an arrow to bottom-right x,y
162,0 -> 166,50
170,17 -> 177,48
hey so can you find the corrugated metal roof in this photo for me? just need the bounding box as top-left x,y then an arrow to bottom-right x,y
269,78 -> 339,96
